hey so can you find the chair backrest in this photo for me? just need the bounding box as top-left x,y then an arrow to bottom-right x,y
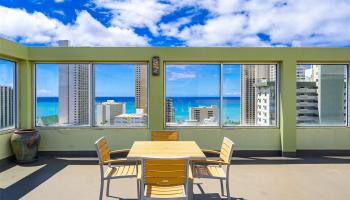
219,137 -> 235,164
94,137 -> 110,164
142,158 -> 188,186
151,130 -> 179,141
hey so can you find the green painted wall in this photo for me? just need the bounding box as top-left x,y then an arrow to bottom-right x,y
0,37 -> 350,160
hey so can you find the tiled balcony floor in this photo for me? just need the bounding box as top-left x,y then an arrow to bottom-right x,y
1,156 -> 350,200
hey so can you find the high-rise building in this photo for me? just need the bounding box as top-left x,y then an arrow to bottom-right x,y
96,100 -> 125,125
59,63 -> 89,125
255,80 -> 276,126
240,65 -> 256,125
297,65 -> 307,81
296,81 -> 319,124
57,40 -> 89,126
135,64 -> 147,113
114,109 -> 147,127
165,98 -> 175,123
189,105 -> 218,123
0,85 -> 14,129
240,65 -> 275,125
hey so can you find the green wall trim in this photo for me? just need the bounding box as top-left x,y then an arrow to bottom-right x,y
0,38 -> 28,60
0,37 -> 350,158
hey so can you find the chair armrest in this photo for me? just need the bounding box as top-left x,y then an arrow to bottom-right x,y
109,149 -> 130,154
137,164 -> 142,180
193,159 -> 229,165
100,158 -> 129,165
202,149 -> 220,155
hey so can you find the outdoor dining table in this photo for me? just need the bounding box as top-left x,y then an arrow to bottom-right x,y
127,141 -> 206,200
127,141 -> 206,160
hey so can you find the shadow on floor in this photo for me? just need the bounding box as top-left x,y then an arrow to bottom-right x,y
231,156 -> 350,165
0,157 -> 96,200
1,156 -> 349,199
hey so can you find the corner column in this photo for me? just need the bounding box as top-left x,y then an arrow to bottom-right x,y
18,60 -> 33,129
280,59 -> 297,156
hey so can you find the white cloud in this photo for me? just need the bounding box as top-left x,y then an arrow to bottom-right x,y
53,10 -> 64,15
37,89 -> 55,96
1,0 -> 350,47
54,0 -> 64,3
93,0 -> 172,36
168,72 -> 196,81
0,6 -> 149,46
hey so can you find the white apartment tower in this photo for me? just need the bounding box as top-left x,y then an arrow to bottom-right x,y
189,105 -> 218,123
135,64 -> 147,113
0,85 -> 14,129
241,65 -> 275,125
58,41 -> 89,125
255,81 -> 276,126
59,64 -> 89,125
165,98 -> 175,123
96,100 -> 126,125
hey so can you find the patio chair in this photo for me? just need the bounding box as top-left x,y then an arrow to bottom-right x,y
192,137 -> 235,200
140,157 -> 191,200
151,130 -> 179,141
95,137 -> 140,200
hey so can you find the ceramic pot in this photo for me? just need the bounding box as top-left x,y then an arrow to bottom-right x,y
10,129 -> 40,163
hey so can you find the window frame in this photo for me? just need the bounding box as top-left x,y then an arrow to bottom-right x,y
0,58 -> 18,133
296,63 -> 349,128
163,62 -> 280,129
34,62 -> 149,129
34,62 -> 92,128
92,62 -> 149,129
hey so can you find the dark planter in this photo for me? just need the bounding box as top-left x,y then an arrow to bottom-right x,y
10,129 -> 40,163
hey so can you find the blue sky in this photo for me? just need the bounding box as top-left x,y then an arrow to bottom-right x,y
36,63 -> 136,97
0,0 -> 350,47
0,59 -> 15,87
35,63 -> 241,97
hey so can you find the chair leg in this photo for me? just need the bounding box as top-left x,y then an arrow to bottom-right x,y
226,179 -> 231,200
99,179 -> 104,200
137,180 -> 140,199
220,179 -> 225,196
106,179 -> 110,196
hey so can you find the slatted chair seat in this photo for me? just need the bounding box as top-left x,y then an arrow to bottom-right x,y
95,137 -> 140,200
145,185 -> 186,198
105,164 -> 139,178
193,137 -> 235,200
193,165 -> 226,179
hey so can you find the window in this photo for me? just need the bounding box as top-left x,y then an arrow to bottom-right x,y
165,64 -> 220,127
94,63 -> 148,127
0,59 -> 16,130
165,63 -> 278,127
296,64 -> 348,126
35,63 -> 90,126
223,64 -> 277,126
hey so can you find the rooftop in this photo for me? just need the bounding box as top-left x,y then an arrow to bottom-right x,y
1,156 -> 350,200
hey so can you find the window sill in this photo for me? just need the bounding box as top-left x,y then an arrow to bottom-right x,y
0,128 -> 15,135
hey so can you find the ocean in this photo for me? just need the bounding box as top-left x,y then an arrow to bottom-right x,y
36,97 -> 240,123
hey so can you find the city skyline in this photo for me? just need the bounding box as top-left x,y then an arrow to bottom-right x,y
37,64 -> 243,98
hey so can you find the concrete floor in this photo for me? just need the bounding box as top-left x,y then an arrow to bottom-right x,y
1,156 -> 350,200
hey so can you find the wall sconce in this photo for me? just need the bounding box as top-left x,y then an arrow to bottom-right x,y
152,56 -> 160,76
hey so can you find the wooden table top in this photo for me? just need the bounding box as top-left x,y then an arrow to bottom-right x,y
127,141 -> 206,160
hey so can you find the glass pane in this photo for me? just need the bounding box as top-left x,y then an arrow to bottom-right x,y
36,64 -> 90,126
165,64 -> 220,127
0,59 -> 15,129
223,64 -> 277,126
296,64 -> 347,126
95,64 -> 148,127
